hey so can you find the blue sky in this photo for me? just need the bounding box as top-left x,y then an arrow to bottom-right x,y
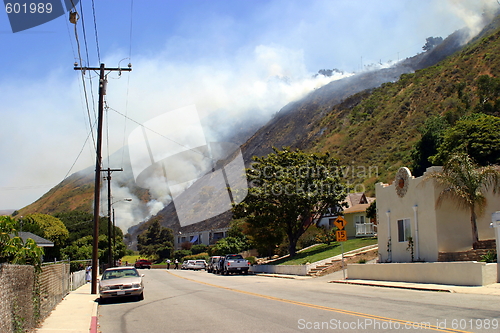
0,0 -> 497,218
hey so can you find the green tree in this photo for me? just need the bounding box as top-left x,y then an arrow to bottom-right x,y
233,148 -> 347,257
21,214 -> 69,247
365,200 -> 377,221
209,236 -> 249,256
190,244 -> 208,255
475,75 -> 500,115
0,216 -> 43,270
410,115 -> 450,176
137,219 -> 174,261
240,216 -> 284,258
424,153 -> 500,248
430,114 -> 500,166
54,210 -> 110,244
208,219 -> 251,256
61,234 -> 109,262
20,213 -> 69,261
55,210 -> 128,264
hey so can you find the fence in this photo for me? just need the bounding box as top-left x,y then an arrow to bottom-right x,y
39,260 -> 71,322
0,264 -> 36,333
71,269 -> 86,291
355,223 -> 376,236
0,260 -> 90,333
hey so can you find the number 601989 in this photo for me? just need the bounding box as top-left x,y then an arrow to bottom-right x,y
5,3 -> 53,14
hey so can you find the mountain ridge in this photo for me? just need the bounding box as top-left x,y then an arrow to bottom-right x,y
18,13 -> 500,245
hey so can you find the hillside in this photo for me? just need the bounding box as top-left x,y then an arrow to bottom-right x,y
126,15 -> 500,242
20,13 -> 500,243
302,14 -> 500,192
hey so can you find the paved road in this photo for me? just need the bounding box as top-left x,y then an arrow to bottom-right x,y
98,269 -> 500,333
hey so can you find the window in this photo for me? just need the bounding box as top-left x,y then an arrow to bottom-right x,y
397,219 -> 411,242
355,215 -> 365,224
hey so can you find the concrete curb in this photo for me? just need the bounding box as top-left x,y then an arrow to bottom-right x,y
254,273 -> 312,280
90,297 -> 98,333
329,279 -> 453,293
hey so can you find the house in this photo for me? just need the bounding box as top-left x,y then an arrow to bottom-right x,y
376,167 -> 497,263
174,227 -> 229,250
13,232 -> 54,248
347,166 -> 498,286
316,192 -> 376,238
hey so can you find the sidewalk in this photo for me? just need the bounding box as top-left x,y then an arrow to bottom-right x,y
329,277 -> 500,295
257,269 -> 500,295
36,283 -> 99,333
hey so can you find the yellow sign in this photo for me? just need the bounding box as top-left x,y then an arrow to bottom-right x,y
333,216 -> 347,230
336,230 -> 347,242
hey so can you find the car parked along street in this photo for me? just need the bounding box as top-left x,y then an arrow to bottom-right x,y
99,266 -> 144,302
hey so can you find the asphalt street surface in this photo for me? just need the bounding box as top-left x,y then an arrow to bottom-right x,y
98,269 -> 500,333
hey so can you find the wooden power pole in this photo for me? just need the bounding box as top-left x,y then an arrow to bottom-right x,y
103,167 -> 123,268
74,63 -> 131,294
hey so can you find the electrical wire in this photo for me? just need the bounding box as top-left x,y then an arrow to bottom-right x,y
105,100 -> 110,169
108,106 -> 209,159
79,0 -> 98,125
91,0 -> 101,64
72,10 -> 97,153
62,120 -> 98,181
121,0 -> 134,168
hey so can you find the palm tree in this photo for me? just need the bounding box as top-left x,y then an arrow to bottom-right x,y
425,153 -> 500,248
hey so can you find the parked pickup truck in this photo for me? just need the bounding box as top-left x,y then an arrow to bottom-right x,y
220,254 -> 250,275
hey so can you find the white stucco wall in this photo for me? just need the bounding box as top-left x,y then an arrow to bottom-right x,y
348,262 -> 498,286
376,168 -> 440,262
376,166 -> 499,263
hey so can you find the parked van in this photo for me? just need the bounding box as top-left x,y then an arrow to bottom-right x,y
207,256 -> 223,273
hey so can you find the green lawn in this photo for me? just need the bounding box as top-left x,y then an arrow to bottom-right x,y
270,237 -> 378,265
120,255 -> 141,265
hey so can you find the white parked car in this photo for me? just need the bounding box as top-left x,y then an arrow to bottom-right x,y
99,267 -> 144,302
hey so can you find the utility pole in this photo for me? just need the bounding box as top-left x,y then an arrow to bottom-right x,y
103,168 -> 123,269
74,63 -> 131,294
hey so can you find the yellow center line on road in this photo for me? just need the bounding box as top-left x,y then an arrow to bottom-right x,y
166,270 -> 472,333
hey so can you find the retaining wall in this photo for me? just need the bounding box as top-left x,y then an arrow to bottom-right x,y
347,262 -> 498,286
250,264 -> 312,276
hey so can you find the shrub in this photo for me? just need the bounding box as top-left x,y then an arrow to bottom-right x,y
245,256 -> 256,265
182,252 -> 209,262
173,249 -> 192,260
298,225 -> 322,249
480,250 -> 497,263
191,244 -> 208,255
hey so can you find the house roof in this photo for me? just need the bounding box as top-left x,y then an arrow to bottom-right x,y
343,193 -> 374,208
343,203 -> 371,214
16,232 -> 54,247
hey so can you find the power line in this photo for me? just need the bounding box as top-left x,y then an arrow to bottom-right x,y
78,1 -> 98,123
128,0 -> 134,59
71,8 -> 97,153
62,119 -> 97,181
108,106 -> 209,159
121,0 -> 135,169
91,0 -> 101,63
